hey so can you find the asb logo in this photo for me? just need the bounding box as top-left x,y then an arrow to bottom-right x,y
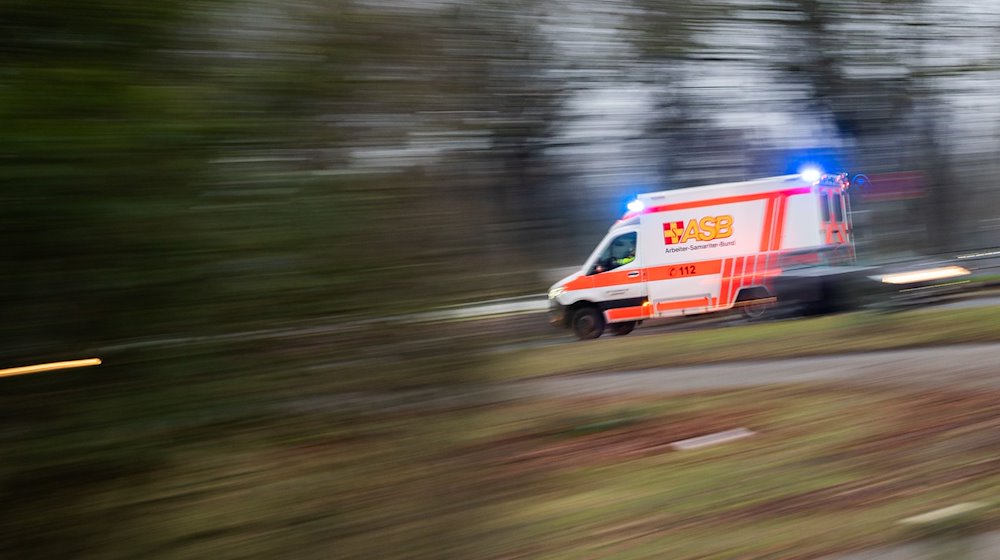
663,215 -> 734,245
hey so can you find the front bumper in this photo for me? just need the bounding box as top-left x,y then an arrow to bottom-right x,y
549,299 -> 569,328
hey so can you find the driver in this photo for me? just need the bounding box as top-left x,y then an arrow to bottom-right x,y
610,239 -> 636,268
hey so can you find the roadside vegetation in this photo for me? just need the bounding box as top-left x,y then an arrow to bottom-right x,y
5,373 -> 998,558
4,1 -> 1000,558
482,306 -> 1000,380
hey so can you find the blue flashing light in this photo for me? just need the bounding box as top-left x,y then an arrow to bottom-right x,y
627,199 -> 645,213
799,166 -> 823,184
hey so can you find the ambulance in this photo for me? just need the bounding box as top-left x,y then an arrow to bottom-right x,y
548,172 -> 858,339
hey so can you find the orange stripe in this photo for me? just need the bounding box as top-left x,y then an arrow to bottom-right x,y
771,196 -> 788,251
725,257 -> 738,305
563,275 -> 592,291
718,258 -> 733,307
605,306 -> 649,322
644,187 -> 811,215
654,297 -> 710,313
730,256 -> 745,304
566,259 -> 725,293
565,268 -> 638,290
759,196 -> 776,252
740,256 -> 749,295
645,259 -> 722,281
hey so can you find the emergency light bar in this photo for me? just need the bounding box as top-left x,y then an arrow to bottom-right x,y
816,172 -> 852,191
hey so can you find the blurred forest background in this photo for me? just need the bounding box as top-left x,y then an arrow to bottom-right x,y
2,1 -> 1000,557
4,0 -> 1000,359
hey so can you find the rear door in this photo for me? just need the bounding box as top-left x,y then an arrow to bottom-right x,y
819,187 -> 855,262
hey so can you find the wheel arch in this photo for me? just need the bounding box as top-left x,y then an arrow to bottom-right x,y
735,285 -> 773,304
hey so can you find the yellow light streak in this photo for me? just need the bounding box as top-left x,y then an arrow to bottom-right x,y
0,358 -> 102,378
880,266 -> 971,285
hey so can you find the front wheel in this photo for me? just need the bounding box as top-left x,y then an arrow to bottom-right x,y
571,307 -> 605,340
608,321 -> 636,336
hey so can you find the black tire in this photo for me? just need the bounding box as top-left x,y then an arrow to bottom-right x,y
741,301 -> 768,321
608,321 -> 636,336
571,307 -> 605,340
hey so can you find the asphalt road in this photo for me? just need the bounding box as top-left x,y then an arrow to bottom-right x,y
295,341 -> 1000,417
511,343 -> 1000,400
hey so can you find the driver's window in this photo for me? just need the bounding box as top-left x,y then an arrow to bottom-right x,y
589,232 -> 637,275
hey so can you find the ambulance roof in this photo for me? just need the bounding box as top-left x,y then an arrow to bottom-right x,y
636,174 -> 807,204
611,174 -> 815,230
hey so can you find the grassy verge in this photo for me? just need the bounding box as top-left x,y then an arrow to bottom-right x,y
432,385 -> 1000,559
6,382 -> 995,558
481,306 -> 1000,380
2,307 -> 998,558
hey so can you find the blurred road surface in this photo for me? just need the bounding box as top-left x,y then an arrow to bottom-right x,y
514,343 -> 1000,399
824,530 -> 1000,560
294,342 -> 1000,416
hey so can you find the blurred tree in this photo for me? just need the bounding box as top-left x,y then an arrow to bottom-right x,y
0,0 -> 218,357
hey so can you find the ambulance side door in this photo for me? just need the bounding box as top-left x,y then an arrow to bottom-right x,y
585,230 -> 646,306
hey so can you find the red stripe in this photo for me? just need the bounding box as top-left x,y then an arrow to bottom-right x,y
759,196 -> 776,252
642,187 -> 812,216
771,196 -> 788,251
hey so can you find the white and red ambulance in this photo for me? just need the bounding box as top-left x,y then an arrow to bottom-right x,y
548,172 -> 858,339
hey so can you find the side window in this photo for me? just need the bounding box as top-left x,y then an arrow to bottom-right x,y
590,232 -> 637,275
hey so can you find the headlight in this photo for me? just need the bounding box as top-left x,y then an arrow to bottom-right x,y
880,266 -> 971,285
548,286 -> 566,299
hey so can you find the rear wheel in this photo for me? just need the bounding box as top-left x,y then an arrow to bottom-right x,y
608,321 -> 636,336
571,307 -> 605,340
737,288 -> 772,321
741,301 -> 768,321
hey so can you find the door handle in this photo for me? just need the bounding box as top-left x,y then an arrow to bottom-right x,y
627,271 -> 640,278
